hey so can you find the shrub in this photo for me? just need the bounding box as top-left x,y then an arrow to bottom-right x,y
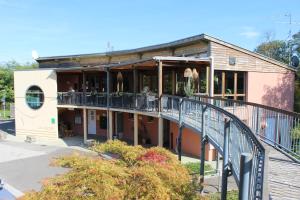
184,162 -> 215,175
21,141 -> 201,200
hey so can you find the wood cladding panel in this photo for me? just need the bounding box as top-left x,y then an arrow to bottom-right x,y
210,42 -> 289,73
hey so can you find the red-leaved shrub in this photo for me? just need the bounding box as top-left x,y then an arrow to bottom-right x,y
138,150 -> 167,164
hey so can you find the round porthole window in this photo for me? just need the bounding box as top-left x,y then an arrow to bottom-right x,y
26,85 -> 44,109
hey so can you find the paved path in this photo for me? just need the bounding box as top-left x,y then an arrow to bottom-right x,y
267,146 -> 300,200
0,140 -> 85,194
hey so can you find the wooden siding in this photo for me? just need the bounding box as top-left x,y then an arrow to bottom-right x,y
174,42 -> 208,56
210,41 -> 290,73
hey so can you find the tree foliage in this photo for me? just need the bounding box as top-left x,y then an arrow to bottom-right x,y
254,40 -> 290,64
0,60 -> 37,102
254,31 -> 300,112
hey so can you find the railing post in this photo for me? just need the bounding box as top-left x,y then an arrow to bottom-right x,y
256,107 -> 260,135
177,98 -> 183,161
239,153 -> 253,200
275,113 -> 280,146
200,105 -> 207,186
221,118 -> 230,200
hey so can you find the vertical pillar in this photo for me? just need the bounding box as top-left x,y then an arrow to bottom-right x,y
158,61 -> 163,111
200,105 -> 207,186
209,57 -> 214,97
82,71 -> 86,105
239,153 -> 253,200
177,126 -> 183,161
221,118 -> 230,200
83,108 -> 87,144
171,70 -> 176,95
133,67 -> 138,107
106,69 -> 111,140
134,113 -> 138,146
158,117 -> 163,147
177,98 -> 183,161
108,110 -> 113,140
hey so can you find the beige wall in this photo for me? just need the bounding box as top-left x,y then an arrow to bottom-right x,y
14,70 -> 58,140
247,71 -> 295,111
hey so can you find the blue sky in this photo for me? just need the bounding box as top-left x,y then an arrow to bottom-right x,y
1,0 -> 300,63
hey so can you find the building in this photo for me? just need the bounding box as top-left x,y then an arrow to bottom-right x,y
14,34 -> 295,161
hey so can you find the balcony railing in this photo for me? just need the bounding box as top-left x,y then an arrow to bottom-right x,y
57,92 -> 84,106
193,95 -> 300,162
58,92 -> 158,112
161,94 -> 267,200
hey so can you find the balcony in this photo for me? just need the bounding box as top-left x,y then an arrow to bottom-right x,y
57,92 -> 159,112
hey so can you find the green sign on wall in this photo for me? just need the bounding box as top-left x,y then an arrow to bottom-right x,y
51,118 -> 55,124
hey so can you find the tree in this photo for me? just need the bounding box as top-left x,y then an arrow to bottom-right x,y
0,60 -> 37,102
254,40 -> 290,64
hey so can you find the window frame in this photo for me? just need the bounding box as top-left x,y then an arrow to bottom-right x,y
25,85 -> 44,110
214,71 -> 246,100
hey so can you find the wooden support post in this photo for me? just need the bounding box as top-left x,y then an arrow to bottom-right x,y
106,69 -> 111,140
209,57 -> 214,97
158,117 -> 163,147
82,71 -> 86,105
133,67 -> 138,107
158,61 -> 163,112
83,108 -> 87,144
134,113 -> 138,146
171,70 -> 176,95
108,110 -> 113,140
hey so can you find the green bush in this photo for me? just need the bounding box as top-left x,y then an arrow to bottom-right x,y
21,141 -> 202,200
184,162 -> 215,175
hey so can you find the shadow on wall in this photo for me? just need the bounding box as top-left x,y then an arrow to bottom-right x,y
262,73 -> 294,111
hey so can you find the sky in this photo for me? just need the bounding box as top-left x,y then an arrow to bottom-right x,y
1,0 -> 300,64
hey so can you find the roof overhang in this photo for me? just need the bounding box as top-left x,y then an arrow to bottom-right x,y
54,56 -> 211,72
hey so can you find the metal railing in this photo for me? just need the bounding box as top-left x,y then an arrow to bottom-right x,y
161,94 -> 267,200
193,95 -> 300,162
109,92 -> 158,112
58,92 -> 158,112
57,92 -> 84,106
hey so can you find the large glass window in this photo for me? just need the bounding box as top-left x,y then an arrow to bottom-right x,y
163,71 -> 172,94
214,71 -> 246,100
214,71 -> 222,94
199,67 -> 207,94
26,85 -> 44,109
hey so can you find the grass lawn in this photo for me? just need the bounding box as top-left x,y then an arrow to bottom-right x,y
183,161 -> 215,175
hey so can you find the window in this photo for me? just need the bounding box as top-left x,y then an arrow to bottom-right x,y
163,72 -> 172,94
26,86 -> 44,109
214,71 -> 246,100
147,116 -> 154,122
75,110 -> 82,125
100,116 -> 107,129
198,67 -> 207,94
214,71 -> 222,95
128,113 -> 134,119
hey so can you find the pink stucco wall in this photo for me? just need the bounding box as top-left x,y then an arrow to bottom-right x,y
247,72 -> 295,111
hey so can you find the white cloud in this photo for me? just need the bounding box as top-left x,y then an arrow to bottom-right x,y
240,27 -> 260,39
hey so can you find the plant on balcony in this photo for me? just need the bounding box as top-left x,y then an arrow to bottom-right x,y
184,76 -> 195,97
